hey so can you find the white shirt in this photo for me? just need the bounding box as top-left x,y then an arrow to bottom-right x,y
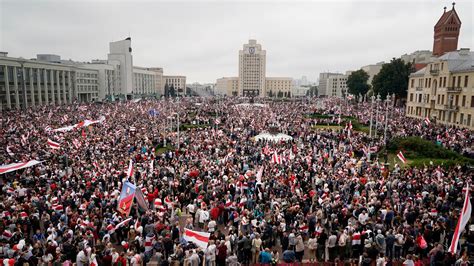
199,210 -> 209,223
205,244 -> 216,260
358,212 -> 369,224
208,220 -> 216,233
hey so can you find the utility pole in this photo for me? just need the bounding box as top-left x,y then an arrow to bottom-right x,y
374,94 -> 381,138
369,95 -> 375,138
383,95 -> 391,145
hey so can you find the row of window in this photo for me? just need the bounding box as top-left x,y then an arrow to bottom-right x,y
410,93 -> 474,108
411,75 -> 469,89
407,107 -> 472,127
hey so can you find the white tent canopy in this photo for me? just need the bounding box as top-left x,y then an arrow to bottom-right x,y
235,103 -> 268,108
254,132 -> 293,142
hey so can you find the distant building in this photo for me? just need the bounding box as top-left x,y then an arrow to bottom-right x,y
163,75 -> 186,96
265,77 -> 293,97
239,40 -> 266,96
318,72 -> 342,97
361,62 -> 384,85
0,37 -> 187,109
216,77 -> 239,96
217,39 -> 293,97
292,86 -> 310,97
325,71 -> 351,98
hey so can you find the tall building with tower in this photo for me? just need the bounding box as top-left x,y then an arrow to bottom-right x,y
238,40 -> 266,96
406,3 -> 473,130
433,3 -> 461,56
216,39 -> 293,97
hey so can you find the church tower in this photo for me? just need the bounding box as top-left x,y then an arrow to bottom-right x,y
433,3 -> 461,56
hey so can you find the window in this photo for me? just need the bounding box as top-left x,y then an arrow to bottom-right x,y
443,77 -> 446,87
464,76 -> 468,87
442,95 -> 445,104
457,76 -> 461,87
471,96 -> 474,108
462,95 -> 466,107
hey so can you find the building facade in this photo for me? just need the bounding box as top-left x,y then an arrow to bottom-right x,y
132,67 -> 157,96
265,77 -> 293,97
163,75 -> 187,96
239,40 -> 266,96
318,72 -> 341,97
326,72 -> 351,98
216,77 -> 239,96
0,52 -> 101,110
217,40 -> 293,97
361,62 -> 384,85
406,49 -> 474,129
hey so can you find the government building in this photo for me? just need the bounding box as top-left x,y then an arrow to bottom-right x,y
0,38 -> 186,110
406,4 -> 474,130
216,40 -> 293,97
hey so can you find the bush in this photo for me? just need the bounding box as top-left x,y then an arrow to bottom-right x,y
386,137 -> 474,167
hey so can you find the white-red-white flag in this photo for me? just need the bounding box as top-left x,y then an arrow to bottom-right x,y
47,139 -> 60,150
449,184 -> 471,254
126,160 -> 134,178
424,117 -> 431,126
271,151 -> 283,164
0,160 -> 43,175
396,151 -> 407,164
183,228 -> 210,249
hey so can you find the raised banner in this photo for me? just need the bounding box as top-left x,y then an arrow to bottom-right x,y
117,182 -> 136,216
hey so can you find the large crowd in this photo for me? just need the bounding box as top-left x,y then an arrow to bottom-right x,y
1,97 -> 473,266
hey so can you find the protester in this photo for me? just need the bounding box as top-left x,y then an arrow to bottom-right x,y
0,97 -> 472,265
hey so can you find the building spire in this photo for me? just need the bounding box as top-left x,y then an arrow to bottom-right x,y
452,2 -> 455,10
443,6 -> 447,13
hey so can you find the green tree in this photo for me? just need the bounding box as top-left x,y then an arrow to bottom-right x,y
306,86 -> 318,97
277,91 -> 283,98
347,69 -> 370,100
268,90 -> 273,97
372,58 -> 413,100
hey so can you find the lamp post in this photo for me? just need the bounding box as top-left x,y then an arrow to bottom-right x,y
383,95 -> 391,145
374,94 -> 381,138
19,61 -> 28,110
369,95 -> 375,138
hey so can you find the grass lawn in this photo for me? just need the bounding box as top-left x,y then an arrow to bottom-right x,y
155,145 -> 174,155
312,125 -> 343,130
380,137 -> 474,169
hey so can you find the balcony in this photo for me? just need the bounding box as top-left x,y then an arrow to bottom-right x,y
443,105 -> 459,112
415,87 -> 423,91
430,69 -> 439,75
446,87 -> 462,93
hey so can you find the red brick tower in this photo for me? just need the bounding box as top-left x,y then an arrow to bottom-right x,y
433,3 -> 461,56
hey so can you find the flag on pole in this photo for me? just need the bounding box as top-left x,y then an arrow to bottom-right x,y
183,228 -> 210,249
424,117 -> 431,126
0,160 -> 43,175
126,160 -> 134,178
448,184 -> 471,254
47,139 -> 60,150
396,151 -> 407,164
117,182 -> 136,216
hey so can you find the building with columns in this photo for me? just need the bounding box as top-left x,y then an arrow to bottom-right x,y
0,52 -> 98,110
217,39 -> 293,97
0,38 -> 186,109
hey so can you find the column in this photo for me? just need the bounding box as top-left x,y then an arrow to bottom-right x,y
73,72 -> 78,100
67,71 -> 72,103
29,68 -> 35,107
50,70 -> 55,105
37,69 -> 42,106
56,70 -> 61,104
61,71 -> 67,104
13,66 -> 20,109
4,65 -> 11,109
43,69 -> 49,105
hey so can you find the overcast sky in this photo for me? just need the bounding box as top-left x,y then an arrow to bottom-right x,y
1,0 -> 473,83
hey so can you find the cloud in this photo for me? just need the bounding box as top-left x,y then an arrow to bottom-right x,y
1,0 -> 472,83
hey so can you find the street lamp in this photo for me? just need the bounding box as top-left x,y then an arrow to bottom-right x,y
374,94 -> 381,138
383,95 -> 391,145
369,95 -> 375,138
